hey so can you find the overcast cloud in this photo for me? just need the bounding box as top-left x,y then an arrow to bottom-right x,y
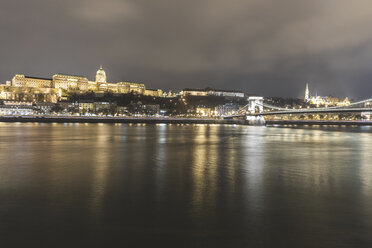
1,0 -> 372,98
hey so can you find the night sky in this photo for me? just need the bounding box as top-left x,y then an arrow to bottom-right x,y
1,0 -> 372,99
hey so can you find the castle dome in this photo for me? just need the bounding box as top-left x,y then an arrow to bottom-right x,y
96,65 -> 107,83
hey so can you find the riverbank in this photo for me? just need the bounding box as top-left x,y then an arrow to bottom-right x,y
0,116 -> 247,125
2,116 -> 372,126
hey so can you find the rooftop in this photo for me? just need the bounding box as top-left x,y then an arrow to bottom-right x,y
54,73 -> 88,79
24,76 -> 52,81
183,88 -> 243,93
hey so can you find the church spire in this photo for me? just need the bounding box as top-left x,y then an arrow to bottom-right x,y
305,83 -> 309,102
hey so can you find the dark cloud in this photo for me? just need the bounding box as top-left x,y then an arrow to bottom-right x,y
1,0 -> 372,98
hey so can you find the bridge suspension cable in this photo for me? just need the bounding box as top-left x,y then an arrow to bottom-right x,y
258,103 -> 287,111
236,104 -> 249,114
258,98 -> 372,111
224,98 -> 372,118
341,98 -> 372,107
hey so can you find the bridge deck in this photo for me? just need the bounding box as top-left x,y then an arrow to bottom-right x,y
248,108 -> 372,116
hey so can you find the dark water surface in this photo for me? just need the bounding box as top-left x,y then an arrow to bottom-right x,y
0,123 -> 372,247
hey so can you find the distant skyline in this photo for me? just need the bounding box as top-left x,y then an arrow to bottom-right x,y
1,0 -> 372,99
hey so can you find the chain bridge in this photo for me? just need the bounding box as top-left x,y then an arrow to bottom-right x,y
224,97 -> 372,122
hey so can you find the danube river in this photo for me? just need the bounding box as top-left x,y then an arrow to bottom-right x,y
0,123 -> 372,247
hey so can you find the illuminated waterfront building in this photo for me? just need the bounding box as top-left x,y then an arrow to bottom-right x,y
163,90 -> 177,98
120,82 -> 146,94
308,95 -> 350,106
145,89 -> 163,97
304,83 -> 350,107
94,102 -> 115,113
182,88 -> 208,96
88,81 -> 99,91
112,82 -> 130,93
0,105 -> 35,115
1,66 -> 149,103
93,66 -> 146,94
216,103 -> 240,116
53,74 -> 89,91
208,89 -> 244,98
142,104 -> 160,116
78,101 -> 94,113
0,85 -> 62,103
36,102 -> 56,114
195,106 -> 216,117
181,88 -> 244,98
12,75 -> 52,88
96,66 -> 107,84
127,82 -> 146,94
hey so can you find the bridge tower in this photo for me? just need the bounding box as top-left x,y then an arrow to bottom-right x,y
248,96 -> 264,113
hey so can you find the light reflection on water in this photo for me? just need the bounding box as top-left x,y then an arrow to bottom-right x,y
0,123 -> 372,247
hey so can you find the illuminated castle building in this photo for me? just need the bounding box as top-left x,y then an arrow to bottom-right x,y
91,66 -> 146,94
0,66 -> 159,103
181,88 -> 245,98
12,75 -> 52,88
96,65 -> 107,84
53,74 -> 89,91
304,83 -> 350,107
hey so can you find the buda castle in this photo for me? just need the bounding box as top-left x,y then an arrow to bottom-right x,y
1,66 -> 162,103
11,66 -> 146,94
